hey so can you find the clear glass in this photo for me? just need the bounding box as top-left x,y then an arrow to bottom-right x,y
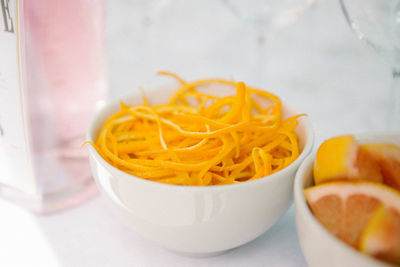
220,0 -> 316,84
221,0 -> 316,32
0,0 -> 107,214
339,0 -> 400,130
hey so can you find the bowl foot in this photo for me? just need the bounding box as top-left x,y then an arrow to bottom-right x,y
166,249 -> 230,258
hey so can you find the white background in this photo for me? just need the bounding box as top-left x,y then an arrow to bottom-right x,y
0,0 -> 392,266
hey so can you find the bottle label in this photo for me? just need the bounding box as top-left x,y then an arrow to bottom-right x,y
0,0 -> 36,195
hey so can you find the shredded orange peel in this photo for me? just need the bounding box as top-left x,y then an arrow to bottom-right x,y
88,71 -> 305,186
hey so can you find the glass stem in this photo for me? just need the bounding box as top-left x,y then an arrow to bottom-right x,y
256,29 -> 268,86
389,67 -> 400,130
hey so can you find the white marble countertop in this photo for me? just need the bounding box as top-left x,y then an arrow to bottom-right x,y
0,0 -> 393,266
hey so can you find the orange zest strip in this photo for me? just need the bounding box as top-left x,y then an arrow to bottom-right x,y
89,73 -> 304,186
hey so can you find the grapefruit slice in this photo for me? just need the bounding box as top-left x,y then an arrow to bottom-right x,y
362,143 -> 400,191
359,205 -> 400,265
304,181 -> 400,248
313,135 -> 382,185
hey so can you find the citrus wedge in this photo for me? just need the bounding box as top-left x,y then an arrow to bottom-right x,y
359,205 -> 400,265
362,143 -> 400,191
313,135 -> 382,185
304,181 -> 400,247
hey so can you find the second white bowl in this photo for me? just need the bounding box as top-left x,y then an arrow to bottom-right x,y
294,132 -> 400,267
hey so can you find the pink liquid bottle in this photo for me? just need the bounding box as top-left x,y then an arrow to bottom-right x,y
0,0 -> 107,213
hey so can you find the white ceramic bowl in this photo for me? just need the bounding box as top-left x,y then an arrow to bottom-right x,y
87,83 -> 314,256
294,132 -> 400,267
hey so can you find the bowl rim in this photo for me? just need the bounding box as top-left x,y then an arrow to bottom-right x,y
86,85 -> 314,191
294,132 -> 400,267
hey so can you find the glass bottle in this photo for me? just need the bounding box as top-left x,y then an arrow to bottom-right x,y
0,0 -> 107,213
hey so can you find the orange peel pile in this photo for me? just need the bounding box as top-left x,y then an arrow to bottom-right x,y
90,72 -> 304,186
